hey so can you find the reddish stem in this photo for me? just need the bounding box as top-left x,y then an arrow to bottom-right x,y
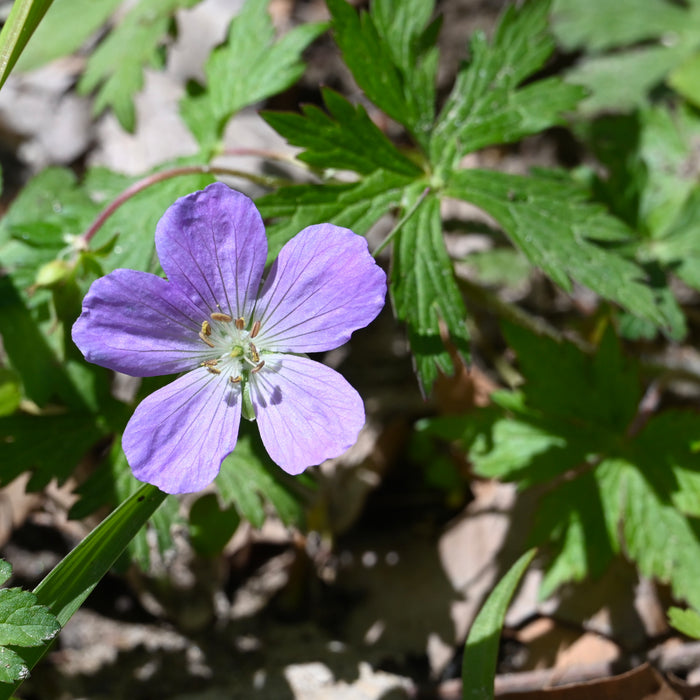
80,164 -> 291,245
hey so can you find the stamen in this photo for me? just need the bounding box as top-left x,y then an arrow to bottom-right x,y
251,360 -> 265,374
250,320 -> 261,339
235,317 -> 245,330
199,331 -> 215,347
211,312 -> 233,322
206,366 -> 222,375
200,359 -> 219,368
200,320 -> 212,336
229,375 -> 242,384
249,343 -> 260,363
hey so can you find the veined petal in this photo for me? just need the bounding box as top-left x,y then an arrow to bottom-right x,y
156,182 -> 267,319
254,225 -> 386,353
249,354 -> 365,474
123,367 -> 242,494
72,269 -> 209,377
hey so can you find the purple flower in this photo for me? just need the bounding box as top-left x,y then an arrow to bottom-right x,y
72,183 -> 386,494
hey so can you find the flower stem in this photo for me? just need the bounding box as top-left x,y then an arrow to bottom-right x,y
372,186 -> 431,258
80,164 -> 292,245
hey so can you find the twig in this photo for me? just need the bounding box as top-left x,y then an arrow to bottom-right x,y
414,641 -> 700,698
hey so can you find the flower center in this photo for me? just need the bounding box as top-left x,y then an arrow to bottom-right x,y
197,311 -> 265,382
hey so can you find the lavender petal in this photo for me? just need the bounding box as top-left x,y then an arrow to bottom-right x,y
123,367 -> 242,494
156,182 -> 267,320
250,354 -> 365,474
254,225 -> 386,353
72,268 -> 210,377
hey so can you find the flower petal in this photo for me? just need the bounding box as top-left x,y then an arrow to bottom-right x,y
123,367 -> 242,494
254,225 -> 386,352
72,269 -> 210,377
249,354 -> 365,474
156,182 -> 267,319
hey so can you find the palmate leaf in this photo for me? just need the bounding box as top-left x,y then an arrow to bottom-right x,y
391,190 -> 470,394
180,0 -> 326,153
420,324 -> 700,605
430,0 -> 584,173
78,0 -> 201,132
0,561 -> 60,685
447,168 -> 672,328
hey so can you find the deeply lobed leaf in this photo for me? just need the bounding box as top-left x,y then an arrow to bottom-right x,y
180,0 -> 326,152
261,88 -> 423,177
326,0 -> 438,148
78,0 -> 201,132
430,0 -> 584,172
447,168 -> 672,328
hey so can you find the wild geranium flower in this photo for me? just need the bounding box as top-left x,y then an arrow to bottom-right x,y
72,182 -> 386,494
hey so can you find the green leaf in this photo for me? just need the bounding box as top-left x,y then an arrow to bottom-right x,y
326,0 -> 438,147
0,560 -> 60,685
0,646 -> 28,685
215,431 -> 305,529
669,607 -> 700,639
552,0 -> 688,52
430,0 -> 584,172
0,168 -> 101,288
0,563 -> 10,588
0,370 -> 21,417
391,190 -> 469,393
446,168 -> 671,328
180,0 -> 326,151
257,169 -> 413,256
0,591 -> 59,647
70,442 -> 180,569
552,0 -> 700,112
653,188 -> 700,291
0,0 -> 53,90
189,493 -> 240,558
530,472 -> 617,597
668,51 -> 700,108
461,549 -> 536,700
0,484 -> 167,696
371,0 -> 439,148
463,248 -> 531,288
0,412 -> 106,490
262,88 -> 423,177
78,0 -> 201,132
0,275 -> 111,412
636,105 -> 700,239
565,46 -> 686,114
422,325 -> 700,605
16,0 -> 122,72
597,454 -> 700,609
